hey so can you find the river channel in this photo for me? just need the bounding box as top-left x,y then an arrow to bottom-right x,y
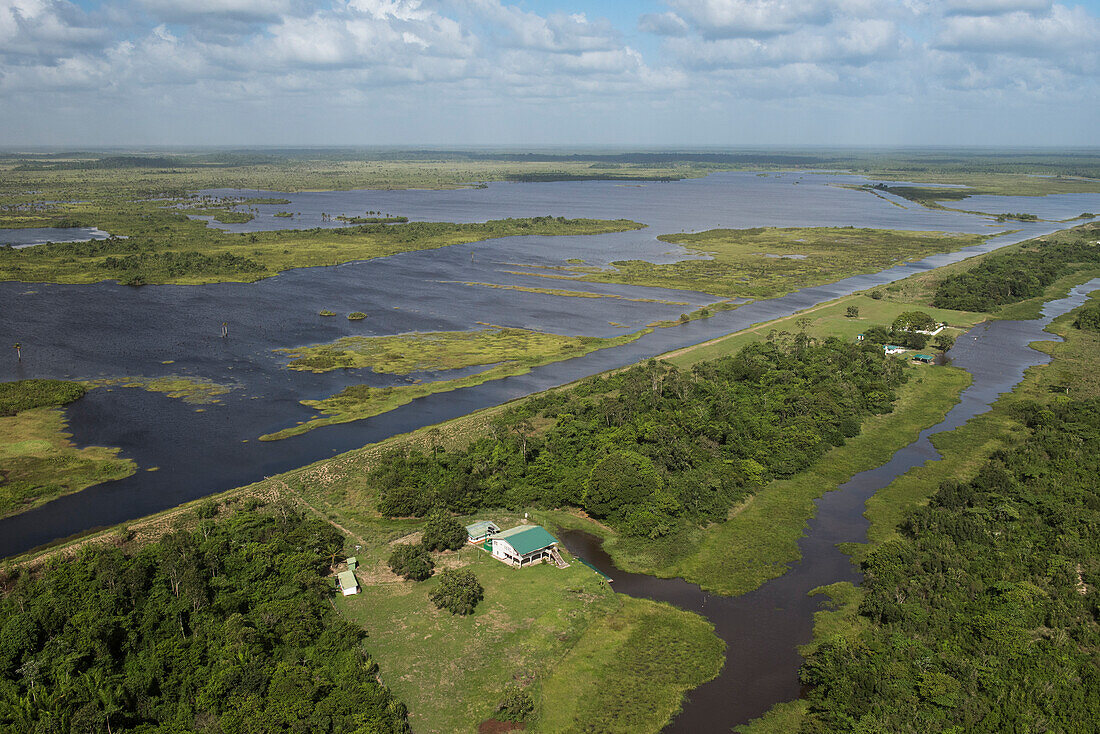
562,279 -> 1100,732
2,172 -> 1098,557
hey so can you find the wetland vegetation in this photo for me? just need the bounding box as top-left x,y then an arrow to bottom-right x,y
0,380 -> 134,518
264,328 -> 649,440
559,227 -> 989,299
0,217 -> 643,285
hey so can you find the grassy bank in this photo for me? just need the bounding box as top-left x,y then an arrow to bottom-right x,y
0,380 -> 135,518
556,227 -> 989,299
262,328 -> 648,440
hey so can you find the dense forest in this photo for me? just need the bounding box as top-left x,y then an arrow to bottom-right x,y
369,338 -> 908,538
0,510 -> 410,734
932,233 -> 1100,311
799,398 -> 1100,732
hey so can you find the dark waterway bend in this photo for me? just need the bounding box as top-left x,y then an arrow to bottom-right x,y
561,279 -> 1100,732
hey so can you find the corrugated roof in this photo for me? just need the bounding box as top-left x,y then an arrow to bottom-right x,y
496,525 -> 558,556
465,520 -> 499,536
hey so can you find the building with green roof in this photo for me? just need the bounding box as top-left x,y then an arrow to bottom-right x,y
489,524 -> 559,567
337,569 -> 359,596
465,520 -> 500,543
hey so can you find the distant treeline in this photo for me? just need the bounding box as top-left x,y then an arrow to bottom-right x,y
369,338 -> 908,539
799,397 -> 1100,732
932,232 -> 1100,312
0,510 -> 410,733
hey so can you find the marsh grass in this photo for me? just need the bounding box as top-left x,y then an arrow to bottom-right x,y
555,227 -> 988,299
0,406 -> 135,518
263,328 -> 649,440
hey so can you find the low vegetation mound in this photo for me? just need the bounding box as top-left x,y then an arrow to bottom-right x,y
0,510 -> 410,733
370,337 -> 909,540
0,379 -> 86,416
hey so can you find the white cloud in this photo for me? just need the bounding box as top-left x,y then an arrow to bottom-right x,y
942,0 -> 1052,16
665,0 -> 883,38
935,4 -> 1100,56
638,11 -> 689,36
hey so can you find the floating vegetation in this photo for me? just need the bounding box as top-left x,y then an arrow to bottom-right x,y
87,375 -> 235,404
347,311 -> 368,320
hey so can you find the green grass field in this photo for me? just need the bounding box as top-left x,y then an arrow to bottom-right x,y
334,523 -> 722,733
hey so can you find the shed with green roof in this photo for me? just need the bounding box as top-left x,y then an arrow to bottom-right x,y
490,525 -> 559,567
465,520 -> 500,543
337,570 -> 359,596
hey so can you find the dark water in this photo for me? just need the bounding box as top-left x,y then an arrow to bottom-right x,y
561,279 -> 1100,732
1,173 -> 1097,558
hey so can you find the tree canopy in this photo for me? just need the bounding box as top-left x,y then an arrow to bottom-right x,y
0,510 -> 410,734
370,337 -> 908,538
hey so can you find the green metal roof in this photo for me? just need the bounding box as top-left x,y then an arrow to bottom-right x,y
495,525 -> 558,556
346,557 -> 358,569
914,354 -> 933,360
338,570 -> 358,590
465,520 -> 499,537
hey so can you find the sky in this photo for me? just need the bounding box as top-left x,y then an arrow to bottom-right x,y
1,0 -> 1098,147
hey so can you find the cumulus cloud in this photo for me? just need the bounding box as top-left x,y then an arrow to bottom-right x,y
0,0 -> 1097,144
935,4 -> 1100,56
638,11 -> 689,36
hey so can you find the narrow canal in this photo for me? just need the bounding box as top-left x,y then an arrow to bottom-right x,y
562,279 -> 1100,732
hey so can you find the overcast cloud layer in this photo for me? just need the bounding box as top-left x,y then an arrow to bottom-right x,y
1,0 -> 1097,146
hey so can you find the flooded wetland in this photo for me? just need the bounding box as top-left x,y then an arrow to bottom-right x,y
3,166 -> 1100,731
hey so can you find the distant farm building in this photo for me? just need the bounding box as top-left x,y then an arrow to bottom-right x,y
346,557 -> 358,571
337,569 -> 359,596
488,525 -> 560,567
913,353 -> 934,364
884,344 -> 907,355
465,520 -> 500,543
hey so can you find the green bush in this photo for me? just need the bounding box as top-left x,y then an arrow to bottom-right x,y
348,312 -> 368,320
388,544 -> 435,581
0,379 -> 87,416
1073,303 -> 1100,332
496,686 -> 534,722
429,569 -> 483,615
421,508 -> 467,552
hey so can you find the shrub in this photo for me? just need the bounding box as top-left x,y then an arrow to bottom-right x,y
845,305 -> 859,318
348,312 -> 368,320
429,569 -> 483,615
388,544 -> 435,581
870,290 -> 884,300
421,508 -> 467,552
497,686 -> 534,722
1073,303 -> 1100,332
319,309 -> 335,316
0,379 -> 86,416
